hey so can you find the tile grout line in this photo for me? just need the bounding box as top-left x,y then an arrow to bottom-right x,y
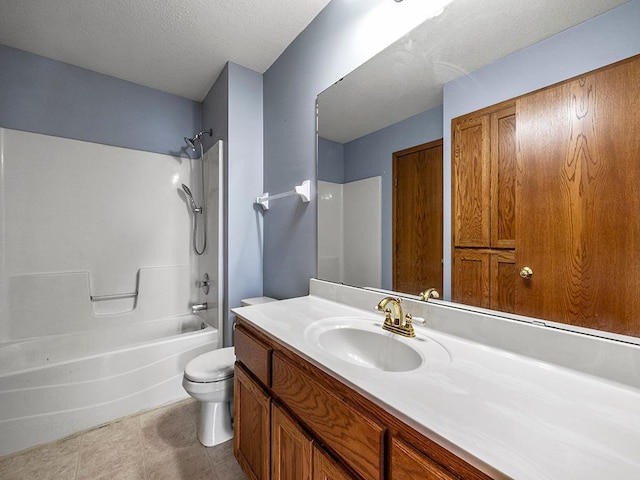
74,433 -> 84,480
136,415 -> 149,480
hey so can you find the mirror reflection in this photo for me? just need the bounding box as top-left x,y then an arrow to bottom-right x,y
317,0 -> 639,341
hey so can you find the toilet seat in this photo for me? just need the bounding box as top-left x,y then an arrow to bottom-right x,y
184,347 -> 235,383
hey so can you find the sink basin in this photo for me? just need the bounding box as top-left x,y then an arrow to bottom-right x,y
305,317 -> 449,372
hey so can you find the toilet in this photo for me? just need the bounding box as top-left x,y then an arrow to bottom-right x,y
182,296 -> 276,446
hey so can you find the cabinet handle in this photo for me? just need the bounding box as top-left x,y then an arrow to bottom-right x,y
520,266 -> 533,279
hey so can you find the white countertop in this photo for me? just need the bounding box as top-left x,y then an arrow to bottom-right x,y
233,294 -> 640,479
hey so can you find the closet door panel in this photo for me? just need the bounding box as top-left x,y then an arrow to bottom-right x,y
516,56 -> 640,336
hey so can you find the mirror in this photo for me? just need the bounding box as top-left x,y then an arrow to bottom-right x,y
316,0 -> 635,339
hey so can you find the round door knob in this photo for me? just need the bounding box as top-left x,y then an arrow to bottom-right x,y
520,266 -> 533,279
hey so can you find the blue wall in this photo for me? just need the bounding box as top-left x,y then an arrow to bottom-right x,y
318,106 -> 443,290
441,0 -> 640,299
266,0 -> 640,300
263,0 -> 435,299
227,63 -> 264,345
343,106 -> 443,290
201,62 -> 264,346
0,45 -> 201,157
317,137 -> 344,183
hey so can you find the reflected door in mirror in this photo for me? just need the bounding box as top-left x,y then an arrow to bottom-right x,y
393,140 -> 443,295
452,102 -> 517,310
516,55 -> 640,337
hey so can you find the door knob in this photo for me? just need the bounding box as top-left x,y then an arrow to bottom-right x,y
519,266 -> 533,279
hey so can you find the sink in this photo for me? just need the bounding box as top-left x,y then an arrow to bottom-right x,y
304,317 -> 450,372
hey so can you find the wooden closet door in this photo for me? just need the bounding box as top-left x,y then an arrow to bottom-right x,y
490,106 -> 517,249
452,115 -> 490,247
393,140 -> 443,295
516,56 -> 640,337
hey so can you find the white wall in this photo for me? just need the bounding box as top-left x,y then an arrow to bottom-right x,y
0,128 -> 204,342
317,177 -> 381,289
317,181 -> 343,282
343,176 -> 381,288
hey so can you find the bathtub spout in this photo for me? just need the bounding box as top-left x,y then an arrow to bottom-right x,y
192,302 -> 208,314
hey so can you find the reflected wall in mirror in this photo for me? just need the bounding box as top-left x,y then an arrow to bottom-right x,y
316,0 -> 640,341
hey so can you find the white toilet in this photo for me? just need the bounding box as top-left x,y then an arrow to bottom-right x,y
182,296 -> 276,447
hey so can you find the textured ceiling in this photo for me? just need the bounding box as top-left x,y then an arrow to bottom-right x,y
0,0 -> 331,101
318,0 -> 627,144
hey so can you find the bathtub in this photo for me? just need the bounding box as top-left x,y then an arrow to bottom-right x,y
0,313 -> 219,456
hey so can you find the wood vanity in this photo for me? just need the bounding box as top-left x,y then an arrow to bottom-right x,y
233,317 -> 492,480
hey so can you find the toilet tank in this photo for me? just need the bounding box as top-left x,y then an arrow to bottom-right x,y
240,296 -> 277,307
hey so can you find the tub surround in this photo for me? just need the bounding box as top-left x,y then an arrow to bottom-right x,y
0,129 -> 224,457
232,280 -> 640,479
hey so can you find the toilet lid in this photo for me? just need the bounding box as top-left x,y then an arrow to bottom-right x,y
184,347 -> 235,382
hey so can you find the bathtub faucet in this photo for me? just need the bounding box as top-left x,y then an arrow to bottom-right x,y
191,302 -> 208,314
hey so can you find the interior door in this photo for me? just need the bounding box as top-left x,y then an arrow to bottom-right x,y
393,140 -> 443,295
515,56 -> 640,337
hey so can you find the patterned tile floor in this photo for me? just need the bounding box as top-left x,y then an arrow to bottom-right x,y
0,398 -> 246,480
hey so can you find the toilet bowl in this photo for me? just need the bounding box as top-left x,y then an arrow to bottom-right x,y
183,296 -> 277,446
182,347 -> 235,447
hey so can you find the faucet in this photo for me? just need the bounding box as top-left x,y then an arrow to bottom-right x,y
376,297 -> 416,337
191,302 -> 208,314
419,288 -> 440,302
376,296 -> 403,325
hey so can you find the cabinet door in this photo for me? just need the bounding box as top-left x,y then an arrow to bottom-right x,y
490,249 -> 515,313
516,56 -> 640,336
453,114 -> 490,247
453,248 -> 515,313
313,446 -> 353,480
272,403 -> 313,480
452,248 -> 490,308
490,105 -> 516,248
234,365 -> 271,480
271,352 -> 384,480
389,437 -> 457,480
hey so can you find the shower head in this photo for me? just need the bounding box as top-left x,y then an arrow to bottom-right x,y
184,129 -> 213,152
182,184 -> 199,212
185,137 -> 197,150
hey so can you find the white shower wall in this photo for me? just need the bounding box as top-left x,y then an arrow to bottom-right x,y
317,177 -> 381,289
0,127 -> 219,343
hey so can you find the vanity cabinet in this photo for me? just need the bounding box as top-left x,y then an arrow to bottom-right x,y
271,402 -> 313,480
234,365 -> 271,480
313,445 -> 353,480
452,102 -> 516,310
234,319 -> 493,480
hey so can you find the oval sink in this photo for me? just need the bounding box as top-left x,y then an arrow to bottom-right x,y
316,326 -> 423,372
305,317 -> 450,372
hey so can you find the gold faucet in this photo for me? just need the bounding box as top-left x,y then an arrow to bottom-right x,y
419,288 -> 440,302
376,297 -> 416,337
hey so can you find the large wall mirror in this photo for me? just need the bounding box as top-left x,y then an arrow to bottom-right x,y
316,0 -> 640,342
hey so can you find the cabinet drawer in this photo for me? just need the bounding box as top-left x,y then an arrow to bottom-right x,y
272,352 -> 384,480
235,323 -> 272,387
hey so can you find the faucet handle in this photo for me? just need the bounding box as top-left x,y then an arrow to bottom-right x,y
408,314 -> 427,326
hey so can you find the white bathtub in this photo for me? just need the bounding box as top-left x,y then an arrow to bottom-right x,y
0,313 -> 219,456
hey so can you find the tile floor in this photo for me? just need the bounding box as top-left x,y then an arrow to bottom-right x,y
0,398 -> 247,480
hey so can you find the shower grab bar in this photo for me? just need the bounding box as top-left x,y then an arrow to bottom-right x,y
256,180 -> 310,210
91,292 -> 138,301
